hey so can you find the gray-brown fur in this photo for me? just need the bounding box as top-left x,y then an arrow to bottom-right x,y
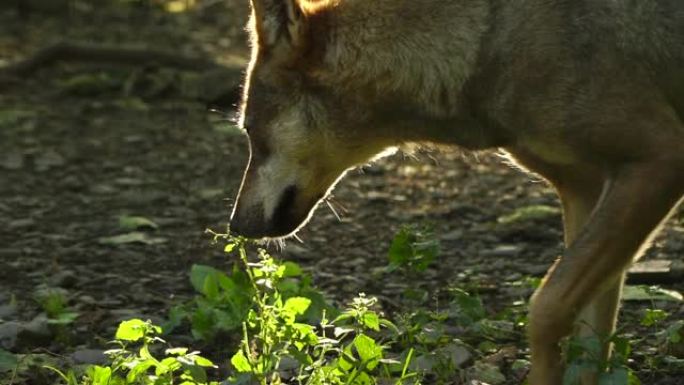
230,1 -> 684,384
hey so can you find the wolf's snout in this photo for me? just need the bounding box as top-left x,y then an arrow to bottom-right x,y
230,184 -> 309,239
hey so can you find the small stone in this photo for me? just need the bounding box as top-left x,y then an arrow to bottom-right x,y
0,322 -> 22,349
481,245 -> 522,258
281,244 -> 313,260
438,342 -> 473,368
521,264 -> 550,277
21,314 -> 53,345
78,295 -> 97,306
1,152 -> 24,170
0,304 -> 17,320
468,361 -> 506,385
0,249 -> 21,260
35,149 -> 66,172
441,229 -> 464,241
8,218 -> 35,230
48,270 -> 79,288
71,349 -> 107,365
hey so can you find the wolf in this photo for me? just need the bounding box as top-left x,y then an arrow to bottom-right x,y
228,0 -> 684,383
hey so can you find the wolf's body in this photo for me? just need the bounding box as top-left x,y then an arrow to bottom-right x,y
230,1 -> 684,383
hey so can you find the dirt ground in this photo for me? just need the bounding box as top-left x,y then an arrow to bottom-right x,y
1,1 -> 683,384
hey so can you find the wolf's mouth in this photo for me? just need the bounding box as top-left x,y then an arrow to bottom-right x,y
271,184 -> 299,235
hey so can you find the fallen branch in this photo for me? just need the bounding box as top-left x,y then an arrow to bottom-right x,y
0,40 -> 245,105
0,40 -> 226,77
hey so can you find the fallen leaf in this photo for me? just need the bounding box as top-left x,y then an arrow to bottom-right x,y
622,286 -> 682,302
98,232 -> 166,245
118,215 -> 159,231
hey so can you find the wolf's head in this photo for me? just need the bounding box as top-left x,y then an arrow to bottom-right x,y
229,0 -> 399,239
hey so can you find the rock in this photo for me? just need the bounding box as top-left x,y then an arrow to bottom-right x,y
441,229 -> 464,242
468,361 -> 506,385
8,218 -> 35,230
77,295 -> 97,306
510,359 -> 531,379
20,315 -> 53,347
35,149 -> 66,172
410,342 -> 473,372
438,342 -> 473,368
520,264 -> 550,277
281,244 -> 313,260
0,249 -> 21,260
481,244 -> 522,258
71,349 -> 107,365
0,304 -> 17,320
477,320 -> 516,340
0,322 -> 22,350
1,151 -> 23,170
48,270 -> 79,288
0,315 -> 52,350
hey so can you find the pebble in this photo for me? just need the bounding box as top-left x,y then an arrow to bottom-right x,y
0,315 -> 52,350
0,304 -> 17,320
468,361 -> 506,385
481,244 -> 522,258
71,348 -> 107,365
48,270 -> 79,288
0,322 -> 22,350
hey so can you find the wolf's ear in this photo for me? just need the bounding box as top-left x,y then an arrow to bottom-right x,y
250,0 -> 308,50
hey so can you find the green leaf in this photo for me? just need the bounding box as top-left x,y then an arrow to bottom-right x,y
190,305 -> 216,340
118,215 -> 158,231
115,319 -> 148,341
165,347 -> 189,356
193,355 -> 216,367
190,264 -> 225,296
85,366 -> 112,384
0,349 -> 18,372
388,227 -> 413,266
351,371 -> 373,385
627,371 -> 642,385
640,309 -> 667,326
224,243 -> 237,253
126,359 -> 156,382
387,225 -> 439,272
598,368 -> 629,385
231,350 -> 252,373
622,286 -> 682,302
157,357 -> 180,375
353,334 -> 382,370
283,297 -> 312,316
361,312 -> 381,331
281,261 -> 303,277
450,288 -> 486,325
161,305 -> 188,335
48,311 -> 79,325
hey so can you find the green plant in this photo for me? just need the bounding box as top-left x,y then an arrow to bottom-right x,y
49,319 -> 218,385
164,233 -> 332,341
34,286 -> 79,325
222,238 -> 420,385
387,225 -> 439,274
563,334 -> 641,385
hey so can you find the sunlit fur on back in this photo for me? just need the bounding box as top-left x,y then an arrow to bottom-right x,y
231,1 -> 684,384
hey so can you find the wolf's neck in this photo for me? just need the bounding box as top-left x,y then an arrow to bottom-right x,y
320,0 -> 490,118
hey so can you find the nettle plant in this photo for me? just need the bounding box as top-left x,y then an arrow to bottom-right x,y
163,232 -> 331,341
222,237 -> 421,385
49,319 -> 217,385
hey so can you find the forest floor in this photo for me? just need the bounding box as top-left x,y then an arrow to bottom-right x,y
1,2 -> 682,384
